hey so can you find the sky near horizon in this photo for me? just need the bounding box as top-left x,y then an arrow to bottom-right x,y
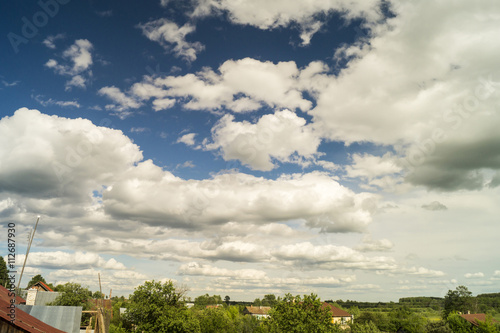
0,0 -> 499,302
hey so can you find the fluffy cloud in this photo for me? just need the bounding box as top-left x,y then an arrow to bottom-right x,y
45,39 -> 93,90
46,267 -> 148,292
137,19 -> 204,61
98,86 -> 142,117
421,201 -> 448,211
42,34 -> 65,49
178,262 -> 267,280
0,108 -> 376,236
177,133 -> 197,146
346,153 -> 402,180
310,2 -> 500,190
0,108 -> 142,203
179,262 -> 355,291
405,267 -> 445,278
271,242 -> 396,271
190,0 -> 384,45
465,272 -> 484,279
152,58 -> 316,112
205,110 -> 321,171
95,58 -> 322,116
104,167 -> 378,233
19,251 -> 126,270
355,235 -> 394,252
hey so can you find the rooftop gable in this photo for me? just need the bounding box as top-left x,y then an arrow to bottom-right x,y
321,302 -> 352,317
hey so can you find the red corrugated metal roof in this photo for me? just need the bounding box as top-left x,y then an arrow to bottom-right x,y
0,284 -> 25,304
0,285 -> 65,333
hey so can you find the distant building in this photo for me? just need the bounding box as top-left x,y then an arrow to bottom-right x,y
243,306 -> 271,319
23,290 -> 62,306
322,303 -> 353,327
30,281 -> 54,292
23,281 -> 58,306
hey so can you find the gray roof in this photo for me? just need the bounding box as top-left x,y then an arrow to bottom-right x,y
21,290 -> 62,305
17,305 -> 82,333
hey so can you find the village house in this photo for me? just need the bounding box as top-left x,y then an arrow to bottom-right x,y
322,302 -> 353,327
28,282 -> 53,292
243,306 -> 271,319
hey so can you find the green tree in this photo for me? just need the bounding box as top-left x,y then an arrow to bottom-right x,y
388,306 -> 427,333
447,312 -> 472,333
235,314 -> 265,333
348,306 -> 361,318
49,282 -> 92,310
195,307 -> 234,333
0,256 -> 8,287
224,295 -> 230,305
356,311 -> 391,331
194,294 -> 223,307
92,290 -> 104,299
26,274 -> 47,289
349,321 -> 381,333
476,315 -> 499,333
124,280 -> 199,333
443,286 -> 474,318
265,293 -> 338,333
426,320 -> 453,333
262,294 -> 277,307
109,322 -> 129,333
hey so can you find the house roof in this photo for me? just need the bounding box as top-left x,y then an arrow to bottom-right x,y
31,282 -> 53,292
0,284 -> 25,304
460,313 -> 498,326
244,306 -> 271,315
322,303 -> 352,317
0,285 -> 65,333
17,305 -> 82,333
0,293 -> 65,333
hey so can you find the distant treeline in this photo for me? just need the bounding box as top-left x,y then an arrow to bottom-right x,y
327,292 -> 500,311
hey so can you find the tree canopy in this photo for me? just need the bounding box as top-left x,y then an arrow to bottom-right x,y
0,256 -> 8,287
124,280 -> 199,333
26,274 -> 48,289
443,285 -> 474,318
266,293 -> 338,333
194,294 -> 223,307
49,282 -> 92,310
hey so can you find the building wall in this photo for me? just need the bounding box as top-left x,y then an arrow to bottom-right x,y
0,319 -> 25,333
332,316 -> 352,326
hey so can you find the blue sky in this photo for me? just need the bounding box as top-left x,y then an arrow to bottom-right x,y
1,0 -> 500,301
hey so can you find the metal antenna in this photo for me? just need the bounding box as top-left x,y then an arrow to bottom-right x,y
17,216 -> 40,292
